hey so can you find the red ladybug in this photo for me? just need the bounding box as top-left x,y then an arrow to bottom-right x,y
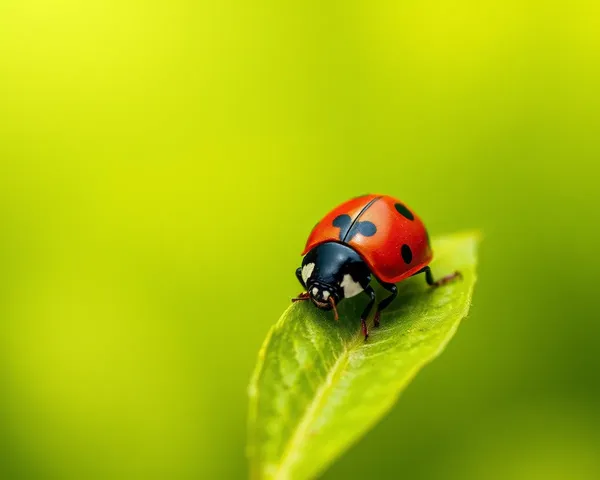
293,194 -> 460,339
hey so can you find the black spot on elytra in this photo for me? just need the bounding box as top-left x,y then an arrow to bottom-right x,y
333,214 -> 352,229
395,203 -> 414,221
333,214 -> 377,241
401,244 -> 413,264
349,221 -> 376,240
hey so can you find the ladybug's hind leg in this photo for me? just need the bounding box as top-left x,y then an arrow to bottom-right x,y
418,266 -> 462,287
373,281 -> 398,328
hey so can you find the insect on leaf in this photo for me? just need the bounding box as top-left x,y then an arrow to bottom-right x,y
247,231 -> 480,480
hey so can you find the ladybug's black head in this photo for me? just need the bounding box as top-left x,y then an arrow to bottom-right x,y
306,280 -> 340,311
296,242 -> 370,318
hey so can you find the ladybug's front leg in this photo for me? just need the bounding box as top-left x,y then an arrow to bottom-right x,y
292,292 -> 310,302
360,285 -> 376,340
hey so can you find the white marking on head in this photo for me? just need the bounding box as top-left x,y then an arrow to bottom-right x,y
340,274 -> 363,298
312,287 -> 319,296
302,263 -> 315,284
322,290 -> 330,300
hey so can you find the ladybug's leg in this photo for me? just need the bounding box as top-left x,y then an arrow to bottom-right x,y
373,281 -> 398,328
292,292 -> 310,302
360,285 -> 376,340
419,266 -> 462,287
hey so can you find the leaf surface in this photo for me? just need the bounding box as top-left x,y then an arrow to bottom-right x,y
247,232 -> 480,480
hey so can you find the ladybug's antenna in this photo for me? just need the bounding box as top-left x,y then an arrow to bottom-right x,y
329,297 -> 339,321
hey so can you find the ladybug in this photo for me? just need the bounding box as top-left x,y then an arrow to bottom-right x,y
293,194 -> 460,339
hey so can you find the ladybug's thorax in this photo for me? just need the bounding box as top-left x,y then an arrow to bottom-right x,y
300,242 -> 371,308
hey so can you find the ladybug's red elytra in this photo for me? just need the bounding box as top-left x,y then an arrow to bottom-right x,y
293,194 -> 461,339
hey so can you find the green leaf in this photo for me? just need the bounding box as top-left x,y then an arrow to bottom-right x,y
247,232 -> 480,480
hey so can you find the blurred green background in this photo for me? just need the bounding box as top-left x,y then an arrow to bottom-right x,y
1,1 -> 599,479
